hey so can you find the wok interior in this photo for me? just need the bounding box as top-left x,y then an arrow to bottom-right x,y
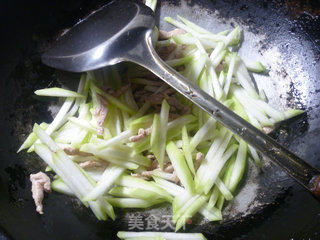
1,0 -> 320,239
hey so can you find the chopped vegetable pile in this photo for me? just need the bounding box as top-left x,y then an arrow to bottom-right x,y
19,0 -> 303,237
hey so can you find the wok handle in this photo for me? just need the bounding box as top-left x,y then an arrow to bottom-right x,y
126,32 -> 320,200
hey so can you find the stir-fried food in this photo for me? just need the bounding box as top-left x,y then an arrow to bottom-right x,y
19,0 -> 303,235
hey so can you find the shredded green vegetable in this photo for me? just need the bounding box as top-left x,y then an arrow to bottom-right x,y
18,0 -> 304,237
117,231 -> 207,240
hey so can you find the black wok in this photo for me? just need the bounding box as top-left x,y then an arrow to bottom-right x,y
1,0 -> 320,239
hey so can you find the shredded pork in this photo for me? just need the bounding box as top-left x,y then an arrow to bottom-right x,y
129,127 -> 152,142
172,171 -> 180,183
169,45 -> 187,60
195,152 -> 204,170
30,172 -> 51,214
143,91 -> 190,115
149,158 -> 159,170
131,172 -> 153,180
93,96 -> 109,135
164,164 -> 174,173
216,60 -> 227,73
63,146 -> 93,157
158,28 -> 186,40
157,45 -> 177,60
79,160 -> 109,169
132,157 -> 179,183
146,154 -> 156,160
114,82 -> 132,98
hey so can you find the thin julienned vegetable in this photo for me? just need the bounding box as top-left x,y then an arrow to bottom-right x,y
117,231 -> 207,240
35,87 -> 85,98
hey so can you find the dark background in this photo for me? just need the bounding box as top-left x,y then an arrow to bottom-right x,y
1,0 -> 320,239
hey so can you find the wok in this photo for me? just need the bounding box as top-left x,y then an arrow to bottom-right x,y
1,0 -> 320,239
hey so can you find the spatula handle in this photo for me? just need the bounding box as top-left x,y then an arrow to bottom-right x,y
126,32 -> 320,200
